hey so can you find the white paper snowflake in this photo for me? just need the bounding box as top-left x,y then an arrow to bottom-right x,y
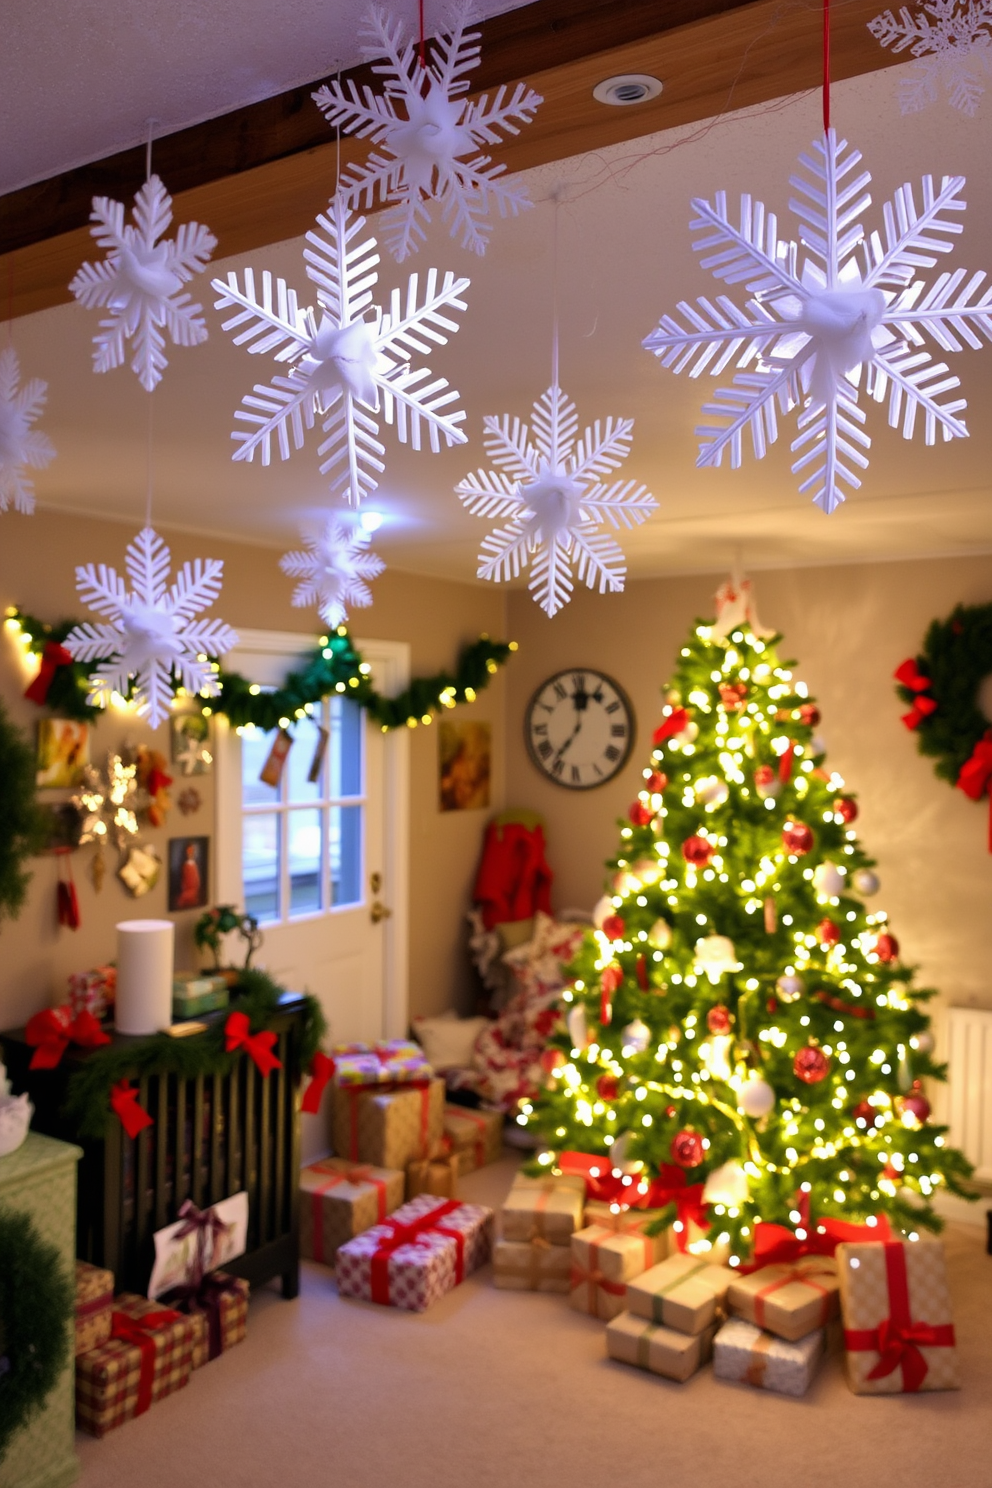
312,5 -> 542,261
213,194 -> 469,506
869,0 -> 992,115
642,130 -> 992,514
0,347 -> 55,513
64,527 -> 239,729
456,384 -> 657,617
279,517 -> 385,627
69,175 -> 216,391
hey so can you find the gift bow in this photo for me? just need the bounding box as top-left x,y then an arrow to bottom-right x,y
174,1199 -> 232,1287
744,1212 -> 891,1272
895,658 -> 937,730
110,1308 -> 183,1416
25,1006 -> 111,1069
368,1199 -> 464,1304
301,1050 -> 336,1114
843,1240 -> 955,1392
652,709 -> 688,745
110,1080 -> 154,1138
23,640 -> 75,706
557,1153 -> 708,1250
225,1010 -> 282,1076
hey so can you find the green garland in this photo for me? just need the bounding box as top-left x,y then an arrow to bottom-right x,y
895,602 -> 992,785
63,970 -> 326,1140
0,1208 -> 74,1461
0,698 -> 48,925
6,609 -> 515,732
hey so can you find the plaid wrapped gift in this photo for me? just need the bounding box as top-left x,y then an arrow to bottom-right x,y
627,1253 -> 730,1336
837,1237 -> 959,1394
333,1077 -> 445,1169
75,1294 -> 195,1437
443,1105 -> 504,1173
728,1256 -> 839,1342
570,1224 -> 667,1322
163,1272 -> 249,1369
499,1173 -> 585,1246
607,1310 -> 719,1382
75,1259 -> 114,1356
336,1194 -> 493,1312
713,1317 -> 825,1397
493,1238 -> 572,1293
300,1158 -> 404,1265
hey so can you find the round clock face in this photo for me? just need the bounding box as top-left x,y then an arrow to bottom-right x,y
525,669 -> 635,789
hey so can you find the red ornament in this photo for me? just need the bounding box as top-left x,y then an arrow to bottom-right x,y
816,918 -> 841,945
682,835 -> 714,866
852,1099 -> 881,1128
718,681 -> 747,711
793,1045 -> 830,1084
835,796 -> 858,823
899,1080 -> 931,1125
670,1129 -> 704,1168
706,1005 -> 732,1034
601,914 -> 626,940
782,820 -> 814,855
629,800 -> 654,827
798,703 -> 821,727
754,764 -> 776,790
875,932 -> 900,963
635,954 -> 649,991
539,1047 -> 565,1075
596,1074 -> 620,1102
645,771 -> 668,793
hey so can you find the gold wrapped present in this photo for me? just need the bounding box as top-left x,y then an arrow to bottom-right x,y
727,1256 -> 839,1342
570,1224 -> 668,1322
406,1150 -> 459,1200
492,1237 -> 572,1293
584,1202 -> 670,1252
75,1259 -> 114,1356
607,1310 -> 718,1382
627,1253 -> 730,1336
332,1077 -> 445,1170
837,1237 -> 959,1394
499,1173 -> 585,1246
443,1105 -> 504,1172
713,1318 -> 825,1396
300,1158 -> 405,1265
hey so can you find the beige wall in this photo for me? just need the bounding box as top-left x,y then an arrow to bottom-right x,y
0,510 -> 507,1031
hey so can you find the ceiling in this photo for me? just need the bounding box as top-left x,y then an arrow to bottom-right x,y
10,54 -> 992,585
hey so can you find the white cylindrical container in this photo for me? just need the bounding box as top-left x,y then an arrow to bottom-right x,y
115,919 -> 175,1035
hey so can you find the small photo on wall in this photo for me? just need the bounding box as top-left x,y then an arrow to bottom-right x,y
168,835 -> 210,912
439,720 -> 491,812
36,718 -> 90,789
171,711 -> 213,775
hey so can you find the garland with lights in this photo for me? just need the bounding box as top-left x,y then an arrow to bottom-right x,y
5,609 -> 515,732
0,1208 -> 74,1461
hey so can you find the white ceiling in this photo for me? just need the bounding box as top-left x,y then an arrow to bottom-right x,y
10,59 -> 992,588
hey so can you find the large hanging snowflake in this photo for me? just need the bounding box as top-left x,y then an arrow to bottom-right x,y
869,0 -> 992,115
456,384 -> 657,617
69,175 -> 217,391
63,527 -> 239,729
279,517 -> 385,627
312,5 -> 542,261
213,194 -> 469,506
643,130 -> 992,514
0,347 -> 56,513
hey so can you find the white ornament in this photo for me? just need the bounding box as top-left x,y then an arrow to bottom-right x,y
775,973 -> 805,1003
643,130 -> 992,514
69,175 -> 216,392
64,527 -> 238,730
693,935 -> 741,984
869,0 -> 992,116
566,1003 -> 587,1050
711,574 -> 775,640
213,196 -> 469,507
592,894 -> 614,930
703,1159 -> 749,1207
702,1033 -> 734,1081
313,5 -> 542,261
694,774 -> 729,808
853,868 -> 881,895
279,517 -> 385,627
621,1018 -> 651,1054
632,855 -> 662,885
0,347 -> 56,514
457,384 -> 657,617
648,918 -> 673,951
813,861 -> 846,897
611,868 -> 641,896
738,1076 -> 776,1118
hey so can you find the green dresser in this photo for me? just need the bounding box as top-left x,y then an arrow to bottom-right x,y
0,1132 -> 82,1488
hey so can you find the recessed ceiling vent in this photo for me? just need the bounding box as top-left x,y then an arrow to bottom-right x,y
592,74 -> 663,107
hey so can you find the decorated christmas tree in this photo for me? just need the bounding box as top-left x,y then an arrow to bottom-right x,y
524,581 -> 972,1268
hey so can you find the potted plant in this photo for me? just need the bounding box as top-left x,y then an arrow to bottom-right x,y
193,904 -> 263,982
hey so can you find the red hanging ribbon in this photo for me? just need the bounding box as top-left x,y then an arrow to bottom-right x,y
635,954 -> 649,991
25,1006 -> 111,1069
110,1080 -> 154,1138
843,1240 -> 956,1392
225,1010 -> 283,1076
23,640 -> 75,705
652,709 -> 688,745
956,730 -> 992,850
301,1050 -> 336,1114
778,742 -> 795,784
812,989 -> 876,1020
110,1309 -> 183,1415
599,964 -> 622,1025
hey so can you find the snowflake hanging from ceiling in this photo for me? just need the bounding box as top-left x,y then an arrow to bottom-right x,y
312,4 -> 542,261
642,130 -> 992,515
868,0 -> 992,115
279,517 -> 385,627
213,194 -> 469,506
456,384 -> 657,617
68,175 -> 217,391
63,527 -> 239,729
0,347 -> 56,513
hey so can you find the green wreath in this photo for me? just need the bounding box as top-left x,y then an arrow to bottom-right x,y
0,1208 -> 74,1461
895,603 -> 992,799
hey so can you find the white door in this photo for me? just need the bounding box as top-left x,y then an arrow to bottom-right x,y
215,629 -> 410,1160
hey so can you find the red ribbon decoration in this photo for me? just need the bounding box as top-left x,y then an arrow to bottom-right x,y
556,1153 -> 708,1251
110,1080 -> 154,1138
956,731 -> 992,850
301,1050 -> 336,1114
599,965 -> 622,1025
224,1010 -> 283,1076
843,1240 -> 956,1392
812,989 -> 876,1020
635,954 -> 649,991
110,1309 -> 183,1415
23,640 -> 75,705
24,1006 -> 111,1069
894,658 -> 938,730
368,1198 -> 463,1304
778,742 -> 795,783
744,1208 -> 891,1272
652,709 -> 688,745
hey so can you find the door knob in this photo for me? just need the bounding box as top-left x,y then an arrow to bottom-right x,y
370,900 -> 392,924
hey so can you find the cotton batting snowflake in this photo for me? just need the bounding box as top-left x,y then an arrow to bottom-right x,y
64,527 -> 239,729
213,194 -> 469,506
0,347 -> 55,513
280,517 -> 385,627
456,384 -> 657,617
643,129 -> 992,514
312,5 -> 542,261
869,0 -> 992,115
69,175 -> 217,391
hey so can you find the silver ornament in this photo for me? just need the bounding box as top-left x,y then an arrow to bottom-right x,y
738,1077 -> 776,1118
776,973 -> 805,1003
853,868 -> 880,896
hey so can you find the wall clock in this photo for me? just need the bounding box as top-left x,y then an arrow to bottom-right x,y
525,669 -> 635,789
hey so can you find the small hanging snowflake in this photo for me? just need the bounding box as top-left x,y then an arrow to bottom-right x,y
456,384 -> 657,617
643,130 -> 992,514
213,194 -> 469,506
69,175 -> 217,391
0,347 -> 56,513
312,5 -> 542,261
63,527 -> 239,729
279,517 -> 385,627
869,0 -> 992,115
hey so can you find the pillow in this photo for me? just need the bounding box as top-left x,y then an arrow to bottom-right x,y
411,1012 -> 489,1071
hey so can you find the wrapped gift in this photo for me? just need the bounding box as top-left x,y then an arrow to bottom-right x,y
443,1104 -> 504,1172
333,1040 -> 432,1085
75,1260 -> 114,1356
333,1076 -> 445,1169
75,1294 -> 195,1437
493,1238 -> 572,1293
607,1310 -> 718,1382
500,1173 -> 585,1246
300,1158 -> 404,1265
627,1253 -> 730,1336
584,1202 -> 670,1251
713,1317 -> 825,1397
406,1149 -> 459,1200
68,965 -> 116,1020
837,1237 -> 959,1394
570,1224 -> 667,1321
336,1194 -> 493,1312
164,1272 -> 249,1368
172,972 -> 230,1019
727,1256 -> 839,1342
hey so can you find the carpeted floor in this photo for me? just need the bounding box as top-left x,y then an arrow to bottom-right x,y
76,1157 -> 992,1488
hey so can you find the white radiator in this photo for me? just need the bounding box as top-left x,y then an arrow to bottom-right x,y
947,1007 -> 992,1183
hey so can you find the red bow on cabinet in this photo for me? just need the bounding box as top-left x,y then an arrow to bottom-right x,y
301,1051 -> 336,1114
24,1006 -> 111,1069
224,1010 -> 282,1076
110,1080 -> 154,1138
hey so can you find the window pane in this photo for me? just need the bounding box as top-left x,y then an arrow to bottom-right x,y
289,808 -> 323,916
243,812 -> 280,922
287,714 -> 325,803
329,698 -> 363,798
242,728 -> 280,806
330,804 -> 362,906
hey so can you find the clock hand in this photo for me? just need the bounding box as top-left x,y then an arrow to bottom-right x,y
554,717 -> 584,760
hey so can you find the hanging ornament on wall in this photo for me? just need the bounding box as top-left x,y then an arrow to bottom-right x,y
280,517 -> 385,627
312,4 -> 543,261
0,348 -> 56,514
868,0 -> 992,117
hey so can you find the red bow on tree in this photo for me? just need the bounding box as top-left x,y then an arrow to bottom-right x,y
652,709 -> 688,745
301,1051 -> 336,1114
225,1010 -> 282,1076
894,658 -> 937,730
110,1080 -> 154,1138
23,640 -> 75,705
956,731 -> 992,850
556,1154 -> 709,1251
24,1006 -> 111,1069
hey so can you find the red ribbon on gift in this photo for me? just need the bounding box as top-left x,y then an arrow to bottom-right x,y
23,640 -> 75,705
956,731 -> 992,850
24,1006 -> 111,1069
599,964 -> 622,1025
308,1161 -> 388,1263
895,658 -> 938,730
110,1308 -> 183,1416
843,1240 -> 956,1392
225,1010 -> 282,1076
557,1153 -> 707,1251
110,1080 -> 154,1138
744,1209 -> 891,1272
301,1051 -> 335,1115
368,1199 -> 464,1305
752,1261 -> 835,1329
652,709 -> 688,745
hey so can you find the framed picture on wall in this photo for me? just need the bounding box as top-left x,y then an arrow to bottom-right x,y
36,718 -> 90,789
171,711 -> 213,775
439,720 -> 491,812
168,835 -> 210,912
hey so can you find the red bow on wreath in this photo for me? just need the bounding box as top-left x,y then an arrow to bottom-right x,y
894,659 -> 937,730
957,730 -> 992,850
